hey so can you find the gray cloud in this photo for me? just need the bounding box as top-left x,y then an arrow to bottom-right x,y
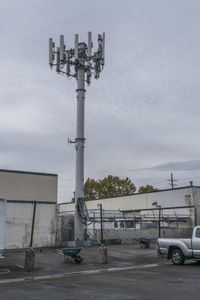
0,0 -> 200,201
151,160 -> 200,172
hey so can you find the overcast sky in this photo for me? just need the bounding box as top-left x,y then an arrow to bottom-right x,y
0,0 -> 200,202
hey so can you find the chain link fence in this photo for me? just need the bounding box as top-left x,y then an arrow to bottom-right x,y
58,205 -> 195,245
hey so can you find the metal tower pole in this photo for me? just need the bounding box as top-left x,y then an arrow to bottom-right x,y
74,43 -> 86,242
49,32 -> 105,245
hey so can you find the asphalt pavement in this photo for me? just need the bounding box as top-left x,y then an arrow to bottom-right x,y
0,244 -> 199,299
0,244 -> 161,281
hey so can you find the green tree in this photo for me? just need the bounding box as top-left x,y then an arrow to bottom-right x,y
84,178 -> 99,201
138,184 -> 158,193
84,175 -> 136,200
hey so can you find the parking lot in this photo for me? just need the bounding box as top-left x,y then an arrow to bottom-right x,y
0,244 -> 199,299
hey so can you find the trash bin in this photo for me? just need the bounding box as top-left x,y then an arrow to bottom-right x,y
24,248 -> 35,272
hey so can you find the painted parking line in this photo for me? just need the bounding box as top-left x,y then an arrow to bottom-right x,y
16,265 -> 24,269
55,249 -> 63,255
0,263 -> 159,285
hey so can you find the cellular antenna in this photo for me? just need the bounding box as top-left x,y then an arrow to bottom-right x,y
59,35 -> 65,62
74,34 -> 79,60
56,47 -> 60,73
102,32 -> 105,65
87,31 -> 92,58
48,32 -> 106,244
49,38 -> 55,67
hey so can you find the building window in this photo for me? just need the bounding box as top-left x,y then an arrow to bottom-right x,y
125,221 -> 135,229
120,221 -> 124,228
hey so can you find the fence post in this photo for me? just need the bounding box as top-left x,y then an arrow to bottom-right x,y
30,201 -> 37,248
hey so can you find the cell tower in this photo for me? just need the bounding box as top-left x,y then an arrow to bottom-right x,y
49,32 -> 105,244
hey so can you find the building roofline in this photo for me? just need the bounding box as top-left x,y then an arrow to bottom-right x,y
0,168 -> 57,177
132,185 -> 200,196
58,185 -> 200,205
93,185 -> 200,199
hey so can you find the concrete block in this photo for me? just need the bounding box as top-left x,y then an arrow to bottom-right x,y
24,248 -> 35,272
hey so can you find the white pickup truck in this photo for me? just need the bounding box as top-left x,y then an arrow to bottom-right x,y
157,226 -> 200,265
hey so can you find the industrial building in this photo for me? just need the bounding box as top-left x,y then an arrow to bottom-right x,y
0,169 -> 57,249
2,170 -> 199,248
58,185 -> 200,244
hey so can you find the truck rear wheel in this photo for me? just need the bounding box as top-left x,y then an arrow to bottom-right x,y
171,249 -> 185,265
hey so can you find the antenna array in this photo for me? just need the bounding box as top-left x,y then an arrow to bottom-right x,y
49,32 -> 105,84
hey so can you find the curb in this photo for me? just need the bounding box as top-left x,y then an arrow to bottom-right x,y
0,263 -> 159,285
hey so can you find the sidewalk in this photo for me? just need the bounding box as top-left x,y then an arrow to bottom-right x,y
0,244 -> 163,281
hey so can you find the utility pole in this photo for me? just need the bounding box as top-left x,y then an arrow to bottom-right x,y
49,32 -> 105,245
158,206 -> 161,238
167,172 -> 177,189
152,202 -> 161,238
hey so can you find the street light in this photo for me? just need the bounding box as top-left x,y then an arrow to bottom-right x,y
152,202 -> 161,238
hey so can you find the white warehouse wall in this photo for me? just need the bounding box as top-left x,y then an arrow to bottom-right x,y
59,186 -> 197,216
192,187 -> 200,224
0,169 -> 58,249
0,169 -> 57,202
0,199 -> 6,255
5,202 -> 56,249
